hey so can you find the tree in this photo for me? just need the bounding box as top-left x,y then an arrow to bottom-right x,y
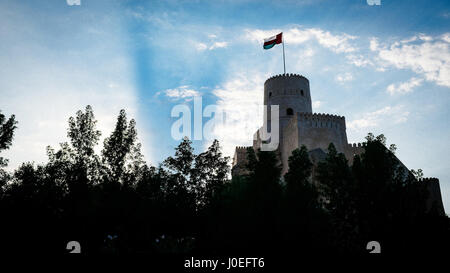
0,162 -> 66,254
68,105 -> 101,162
0,110 -> 17,152
316,143 -> 354,219
281,146 -> 332,253
164,137 -> 195,177
102,109 -> 145,186
192,139 -> 229,208
351,133 -> 430,254
2,102 -> 448,256
244,148 -> 282,218
246,148 -> 282,190
244,148 -> 282,252
66,105 -> 102,184
161,137 -> 198,240
43,106 -> 103,253
284,146 -> 313,192
316,143 -> 358,253
315,134 -> 435,254
163,137 -> 196,202
284,146 -> 319,210
0,110 -> 18,188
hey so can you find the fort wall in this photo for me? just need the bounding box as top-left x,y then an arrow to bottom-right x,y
419,177 -> 445,215
264,74 -> 312,138
280,112 -> 349,174
297,112 -> 348,153
281,114 -> 300,174
344,142 -> 366,164
231,146 -> 252,177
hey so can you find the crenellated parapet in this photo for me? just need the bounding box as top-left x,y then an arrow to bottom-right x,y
297,112 -> 346,129
264,73 -> 309,84
418,177 -> 439,183
347,142 -> 367,150
344,142 -> 366,163
347,142 -> 367,148
232,146 -> 252,167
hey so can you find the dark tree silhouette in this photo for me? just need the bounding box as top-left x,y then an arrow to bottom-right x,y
0,110 -> 17,187
0,110 -> 17,152
0,106 -> 448,257
102,109 -> 145,187
282,146 -> 332,254
192,139 -> 230,208
316,143 -> 358,252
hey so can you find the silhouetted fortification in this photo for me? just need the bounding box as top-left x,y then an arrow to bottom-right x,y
232,73 -> 445,215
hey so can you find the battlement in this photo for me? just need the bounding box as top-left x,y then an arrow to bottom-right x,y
232,146 -> 252,174
419,177 -> 445,215
344,142 -> 366,163
233,146 -> 252,167
347,142 -> 367,148
418,177 -> 440,183
235,146 -> 251,151
297,112 -> 346,128
265,73 -> 309,85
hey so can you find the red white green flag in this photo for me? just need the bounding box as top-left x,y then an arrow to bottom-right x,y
263,33 -> 283,50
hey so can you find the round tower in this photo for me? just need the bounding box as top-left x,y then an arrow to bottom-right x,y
264,73 -> 312,131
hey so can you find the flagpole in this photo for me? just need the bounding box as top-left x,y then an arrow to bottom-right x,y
282,33 -> 286,75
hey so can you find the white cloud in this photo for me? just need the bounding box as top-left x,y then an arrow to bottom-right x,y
418,34 -> 433,42
312,100 -> 322,109
245,27 -> 357,53
386,77 -> 424,95
335,72 -> 353,83
372,33 -> 450,87
309,29 -> 357,53
348,105 -> 410,131
346,54 -> 373,67
303,48 -> 315,57
195,42 -> 208,51
206,72 -> 267,159
369,38 -> 379,51
195,41 -> 228,51
159,85 -> 201,101
209,41 -> 228,50
441,33 -> 450,43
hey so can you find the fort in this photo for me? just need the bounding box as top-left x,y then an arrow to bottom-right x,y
232,73 -> 445,215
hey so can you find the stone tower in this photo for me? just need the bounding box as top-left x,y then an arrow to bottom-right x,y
232,73 -> 445,215
263,74 -> 312,136
255,73 -> 349,174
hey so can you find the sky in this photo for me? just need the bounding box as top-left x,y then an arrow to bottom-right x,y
0,0 -> 449,212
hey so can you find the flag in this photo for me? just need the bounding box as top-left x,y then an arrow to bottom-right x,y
263,33 -> 283,50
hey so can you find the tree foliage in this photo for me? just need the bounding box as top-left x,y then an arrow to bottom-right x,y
0,107 -> 448,256
0,110 -> 17,169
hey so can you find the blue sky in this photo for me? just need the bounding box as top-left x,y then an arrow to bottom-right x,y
1,0 -> 449,212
